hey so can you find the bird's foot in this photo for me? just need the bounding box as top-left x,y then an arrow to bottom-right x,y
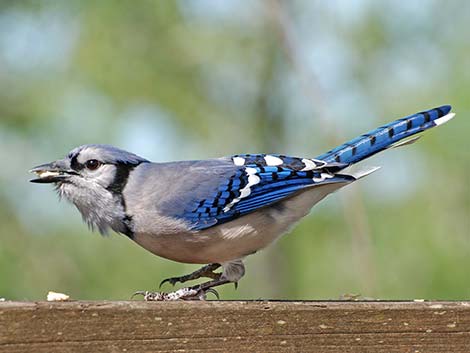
159,263 -> 221,288
132,286 -> 220,301
135,262 -> 243,301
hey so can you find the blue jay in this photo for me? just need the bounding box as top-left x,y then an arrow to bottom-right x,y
30,105 -> 454,300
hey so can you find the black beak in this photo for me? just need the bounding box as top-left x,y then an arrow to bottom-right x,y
29,160 -> 75,184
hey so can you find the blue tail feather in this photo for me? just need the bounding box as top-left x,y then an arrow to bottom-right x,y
315,105 -> 452,165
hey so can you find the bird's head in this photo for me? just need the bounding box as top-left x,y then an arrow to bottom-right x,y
30,144 -> 148,233
30,144 -> 148,189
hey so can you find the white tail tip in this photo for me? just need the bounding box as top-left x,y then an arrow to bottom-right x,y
434,112 -> 455,126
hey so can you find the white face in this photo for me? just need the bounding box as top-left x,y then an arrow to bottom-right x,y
56,147 -> 124,234
31,144 -> 146,235
55,147 -> 121,214
70,147 -> 118,189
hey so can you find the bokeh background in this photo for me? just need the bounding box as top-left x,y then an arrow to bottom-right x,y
0,0 -> 468,301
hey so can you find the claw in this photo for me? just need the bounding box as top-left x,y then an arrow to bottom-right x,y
131,291 -> 146,299
205,288 -> 220,300
131,291 -> 165,301
181,287 -> 219,300
158,264 -> 222,289
234,282 -> 238,290
159,277 -> 178,289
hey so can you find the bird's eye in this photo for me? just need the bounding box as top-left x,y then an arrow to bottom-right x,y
85,159 -> 101,170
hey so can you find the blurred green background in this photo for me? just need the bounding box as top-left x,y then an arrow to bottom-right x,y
0,0 -> 468,301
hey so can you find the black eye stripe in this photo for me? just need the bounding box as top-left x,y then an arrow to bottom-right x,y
70,155 -> 83,171
70,156 -> 103,171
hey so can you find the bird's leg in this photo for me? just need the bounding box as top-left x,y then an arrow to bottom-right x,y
132,260 -> 245,301
133,277 -> 231,301
185,277 -> 232,300
159,263 -> 221,288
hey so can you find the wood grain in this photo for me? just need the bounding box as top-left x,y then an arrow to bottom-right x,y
1,301 -> 470,352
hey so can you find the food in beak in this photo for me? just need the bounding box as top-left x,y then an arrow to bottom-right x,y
29,167 -> 66,183
35,170 -> 61,178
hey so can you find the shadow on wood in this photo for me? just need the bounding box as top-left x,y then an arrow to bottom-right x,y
1,301 -> 470,352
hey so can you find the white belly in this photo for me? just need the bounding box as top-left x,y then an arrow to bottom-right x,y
132,182 -> 349,264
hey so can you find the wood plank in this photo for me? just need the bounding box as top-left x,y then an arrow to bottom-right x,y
1,301 -> 470,352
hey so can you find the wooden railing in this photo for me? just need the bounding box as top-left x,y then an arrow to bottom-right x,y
1,301 -> 470,352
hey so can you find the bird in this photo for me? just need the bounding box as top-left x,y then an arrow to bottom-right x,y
30,105 -> 455,300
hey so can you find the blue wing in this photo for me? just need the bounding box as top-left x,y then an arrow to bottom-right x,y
179,105 -> 454,231
181,154 -> 354,231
